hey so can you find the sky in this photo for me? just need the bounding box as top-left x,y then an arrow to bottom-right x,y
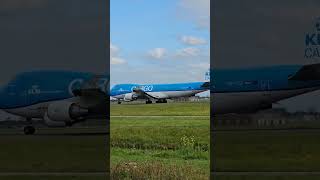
212,0 -> 320,111
110,0 -> 210,90
0,0 -> 107,84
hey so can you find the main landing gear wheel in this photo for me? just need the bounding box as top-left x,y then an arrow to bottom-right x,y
117,101 -> 121,104
146,100 -> 153,104
24,126 -> 35,135
156,99 -> 167,103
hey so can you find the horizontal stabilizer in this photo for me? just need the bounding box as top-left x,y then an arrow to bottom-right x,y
289,63 -> 320,81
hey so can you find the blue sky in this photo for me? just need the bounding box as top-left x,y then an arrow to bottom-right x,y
110,0 -> 210,90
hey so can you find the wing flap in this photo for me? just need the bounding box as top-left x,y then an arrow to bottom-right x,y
72,75 -> 109,108
132,88 -> 159,100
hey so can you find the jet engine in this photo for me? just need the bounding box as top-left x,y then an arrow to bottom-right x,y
44,101 -> 88,127
124,93 -> 138,101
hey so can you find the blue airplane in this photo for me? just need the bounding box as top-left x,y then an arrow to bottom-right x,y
212,63 -> 320,114
111,79 -> 210,104
0,70 -> 109,134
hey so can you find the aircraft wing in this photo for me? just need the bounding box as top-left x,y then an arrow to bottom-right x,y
289,63 -> 320,81
72,75 -> 109,108
132,87 -> 160,100
201,82 -> 210,89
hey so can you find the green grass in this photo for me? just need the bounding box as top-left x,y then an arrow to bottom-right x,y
212,176 -> 320,180
213,130 -> 320,171
111,101 -> 209,116
0,176 -> 107,180
111,117 -> 209,150
110,102 -> 210,179
0,135 -> 107,172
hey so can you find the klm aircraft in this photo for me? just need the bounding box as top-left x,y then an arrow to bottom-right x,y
0,70 -> 109,134
111,79 -> 210,104
213,63 -> 320,114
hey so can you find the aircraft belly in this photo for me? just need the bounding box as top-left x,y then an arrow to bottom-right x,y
149,90 -> 203,99
212,87 -> 318,114
5,103 -> 48,118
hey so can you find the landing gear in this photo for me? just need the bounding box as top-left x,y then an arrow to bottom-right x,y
24,117 -> 35,135
24,126 -> 35,135
146,100 -> 153,104
156,99 -> 167,103
117,101 -> 121,104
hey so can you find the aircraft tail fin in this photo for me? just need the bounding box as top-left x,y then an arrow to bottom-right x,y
205,69 -> 210,81
289,63 -> 320,81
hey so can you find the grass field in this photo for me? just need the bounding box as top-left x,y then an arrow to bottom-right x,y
0,176 -> 107,180
213,130 -> 320,172
0,135 -> 108,172
110,101 -> 210,179
0,126 -> 109,179
212,175 -> 320,180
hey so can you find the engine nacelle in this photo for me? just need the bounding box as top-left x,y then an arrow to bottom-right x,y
44,113 -> 66,127
124,93 -> 138,101
44,101 -> 88,126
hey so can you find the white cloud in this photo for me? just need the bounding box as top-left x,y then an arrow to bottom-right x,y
110,43 -> 119,56
176,47 -> 201,57
189,62 -> 210,70
180,35 -> 207,45
148,48 -> 167,59
178,0 -> 210,29
110,43 -> 126,65
111,57 -> 126,65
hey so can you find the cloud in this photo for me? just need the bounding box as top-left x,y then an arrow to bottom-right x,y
176,47 -> 201,57
148,48 -> 167,59
177,0 -> 210,29
180,35 -> 207,45
110,43 -> 119,56
111,57 -> 126,65
111,43 -> 126,65
189,62 -> 209,70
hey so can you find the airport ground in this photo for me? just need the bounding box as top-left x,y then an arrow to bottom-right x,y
2,101 -> 320,179
213,129 -> 320,170
110,100 -> 320,179
0,126 -> 108,180
110,101 -> 210,179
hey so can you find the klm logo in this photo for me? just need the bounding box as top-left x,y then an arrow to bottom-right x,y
304,17 -> 320,59
28,85 -> 41,95
305,34 -> 320,46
